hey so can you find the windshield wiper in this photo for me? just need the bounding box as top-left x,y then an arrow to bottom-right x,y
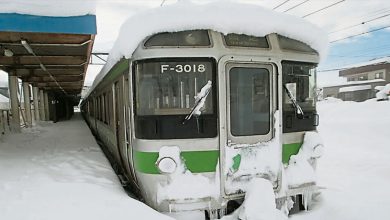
182,80 -> 212,124
283,84 -> 304,119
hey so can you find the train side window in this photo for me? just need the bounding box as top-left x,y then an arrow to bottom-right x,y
223,33 -> 269,48
97,96 -> 100,121
144,30 -> 211,48
109,90 -> 113,127
102,94 -> 106,123
96,97 -> 99,120
105,92 -> 110,125
99,96 -> 103,121
92,99 -> 95,118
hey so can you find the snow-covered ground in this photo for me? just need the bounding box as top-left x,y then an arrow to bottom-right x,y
1,100 -> 389,220
0,114 -> 173,220
292,99 -> 390,220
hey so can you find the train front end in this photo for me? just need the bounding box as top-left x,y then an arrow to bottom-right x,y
128,30 -> 323,218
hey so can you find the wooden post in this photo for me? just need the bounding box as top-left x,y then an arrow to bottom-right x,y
8,72 -> 20,132
22,82 -> 32,127
39,89 -> 46,121
32,87 -> 40,122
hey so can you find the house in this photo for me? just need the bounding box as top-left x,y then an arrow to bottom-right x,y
322,57 -> 390,101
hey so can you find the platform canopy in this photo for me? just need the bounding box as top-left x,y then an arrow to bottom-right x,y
0,13 -> 96,102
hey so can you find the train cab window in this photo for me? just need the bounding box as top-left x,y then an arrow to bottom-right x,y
278,35 -> 317,54
134,58 -> 217,139
282,61 -> 317,133
229,67 -> 270,136
224,34 -> 269,48
144,30 -> 211,48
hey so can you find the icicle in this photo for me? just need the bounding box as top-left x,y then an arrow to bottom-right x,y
302,191 -> 313,211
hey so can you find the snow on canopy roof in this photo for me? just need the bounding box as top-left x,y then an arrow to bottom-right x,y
0,0 -> 95,17
339,85 -> 372,93
342,56 -> 390,70
88,0 -> 328,97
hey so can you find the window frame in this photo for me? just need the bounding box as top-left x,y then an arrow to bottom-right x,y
226,63 -> 274,143
222,33 -> 271,50
143,30 -> 213,49
132,57 -> 219,140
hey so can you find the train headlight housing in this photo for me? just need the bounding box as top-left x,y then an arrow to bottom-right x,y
156,157 -> 177,174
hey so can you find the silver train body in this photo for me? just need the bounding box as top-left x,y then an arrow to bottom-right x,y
81,30 -> 321,218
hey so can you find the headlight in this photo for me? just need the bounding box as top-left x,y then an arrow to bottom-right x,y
312,144 -> 324,158
156,157 -> 177,174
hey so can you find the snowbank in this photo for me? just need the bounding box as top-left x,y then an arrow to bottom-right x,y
292,100 -> 390,220
89,0 -> 328,97
222,178 -> 286,220
284,132 -> 323,188
0,0 -> 95,16
0,114 -> 173,220
0,94 -> 9,109
376,83 -> 390,100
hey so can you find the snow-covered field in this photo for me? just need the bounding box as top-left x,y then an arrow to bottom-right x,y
0,100 -> 389,220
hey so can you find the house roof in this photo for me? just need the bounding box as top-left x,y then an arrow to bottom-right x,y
339,57 -> 390,77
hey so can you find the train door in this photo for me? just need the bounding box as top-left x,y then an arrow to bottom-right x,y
218,56 -> 277,197
123,74 -> 137,181
114,80 -> 126,170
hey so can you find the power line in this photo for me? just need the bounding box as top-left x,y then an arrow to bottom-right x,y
330,24 -> 390,43
283,0 -> 310,13
317,67 -> 348,72
329,12 -> 390,34
330,52 -> 390,58
302,0 -> 346,18
273,0 -> 291,10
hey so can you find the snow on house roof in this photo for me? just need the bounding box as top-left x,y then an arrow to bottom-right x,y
88,0 -> 328,97
0,0 -> 96,17
342,56 -> 390,70
339,85 -> 372,93
321,79 -> 385,88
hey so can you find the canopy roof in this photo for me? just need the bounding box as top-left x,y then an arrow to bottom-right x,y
0,13 -> 96,102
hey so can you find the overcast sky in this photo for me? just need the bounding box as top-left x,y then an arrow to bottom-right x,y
1,0 -> 390,87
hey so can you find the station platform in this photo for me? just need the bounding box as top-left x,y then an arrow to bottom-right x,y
0,113 -> 172,220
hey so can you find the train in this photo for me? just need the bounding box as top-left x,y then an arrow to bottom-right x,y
81,2 -> 325,219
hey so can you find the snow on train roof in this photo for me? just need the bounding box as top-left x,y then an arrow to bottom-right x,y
88,1 -> 328,96
0,0 -> 95,17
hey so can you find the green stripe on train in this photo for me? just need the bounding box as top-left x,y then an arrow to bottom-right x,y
282,143 -> 302,164
134,150 -> 219,174
134,144 -> 301,174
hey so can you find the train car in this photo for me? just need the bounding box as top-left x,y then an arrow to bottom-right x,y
81,2 -> 326,219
